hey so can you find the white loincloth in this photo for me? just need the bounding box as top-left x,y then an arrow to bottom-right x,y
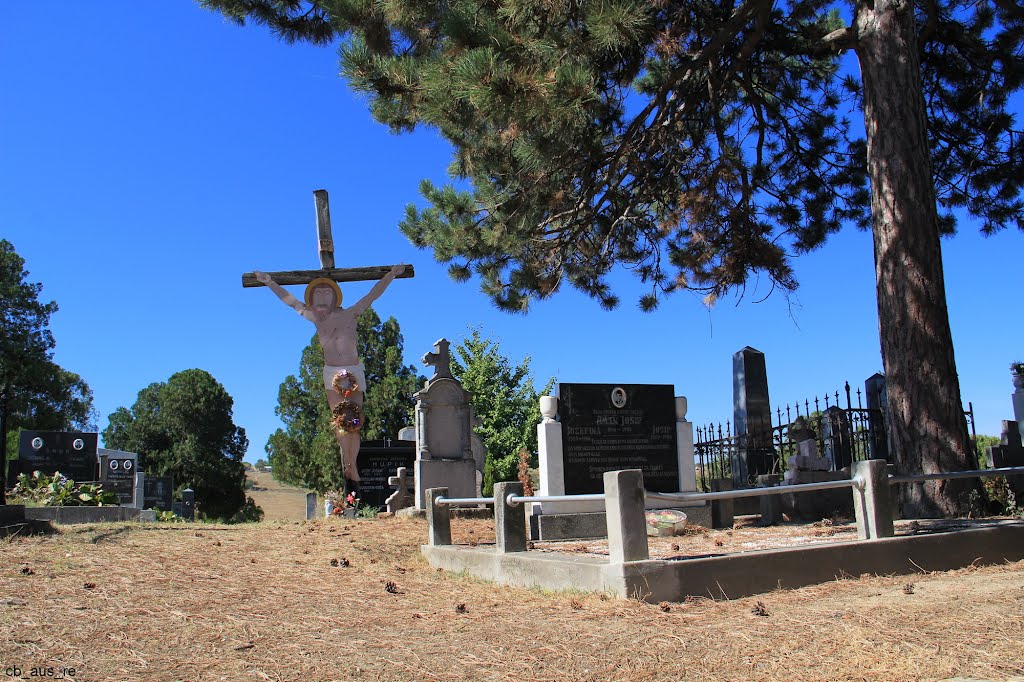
324,363 -> 366,394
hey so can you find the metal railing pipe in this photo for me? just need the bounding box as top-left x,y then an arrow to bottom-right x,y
888,466 -> 1024,485
433,496 -> 493,507
644,477 -> 862,504
505,493 -> 606,506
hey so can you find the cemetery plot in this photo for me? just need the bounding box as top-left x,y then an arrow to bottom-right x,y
559,383 -> 678,494
12,431 -> 98,485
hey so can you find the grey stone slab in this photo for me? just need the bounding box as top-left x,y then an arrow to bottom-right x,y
23,506 -> 155,524
533,512 -> 608,541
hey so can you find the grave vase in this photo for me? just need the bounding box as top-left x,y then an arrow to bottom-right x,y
1012,372 -> 1024,391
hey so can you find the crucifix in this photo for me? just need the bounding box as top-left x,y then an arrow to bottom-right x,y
242,189 -> 414,494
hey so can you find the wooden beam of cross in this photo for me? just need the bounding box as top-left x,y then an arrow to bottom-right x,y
241,189 -> 415,288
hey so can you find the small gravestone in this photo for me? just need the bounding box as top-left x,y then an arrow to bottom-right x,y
98,448 -> 138,506
12,431 -> 98,485
174,489 -> 196,520
305,492 -> 318,520
144,475 -> 174,511
988,420 -> 1024,501
356,439 -> 415,509
559,383 -> 678,495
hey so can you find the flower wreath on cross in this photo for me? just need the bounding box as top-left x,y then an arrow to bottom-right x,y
331,370 -> 364,433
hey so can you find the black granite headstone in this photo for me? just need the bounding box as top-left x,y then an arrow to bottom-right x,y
559,383 -> 678,495
11,431 -> 99,486
144,475 -> 174,511
356,439 -> 416,509
732,347 -> 774,486
99,452 -> 137,505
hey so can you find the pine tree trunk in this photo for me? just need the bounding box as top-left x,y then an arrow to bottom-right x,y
855,0 -> 976,517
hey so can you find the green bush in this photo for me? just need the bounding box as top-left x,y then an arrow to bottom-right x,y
227,496 -> 264,524
9,470 -> 119,507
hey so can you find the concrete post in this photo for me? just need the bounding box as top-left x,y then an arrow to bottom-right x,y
133,471 -> 145,509
852,459 -> 894,540
604,469 -> 649,563
537,395 -> 564,500
494,481 -> 527,553
305,492 -> 318,520
676,397 -> 697,492
426,487 -> 451,546
710,478 -> 735,529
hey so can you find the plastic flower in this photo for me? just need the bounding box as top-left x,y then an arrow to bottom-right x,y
346,493 -> 356,505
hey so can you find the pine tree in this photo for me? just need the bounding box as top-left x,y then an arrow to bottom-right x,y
451,328 -> 554,495
266,309 -> 423,491
1,239 -> 95,501
199,0 -> 1024,516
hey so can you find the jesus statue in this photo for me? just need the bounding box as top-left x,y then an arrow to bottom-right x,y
254,264 -> 406,492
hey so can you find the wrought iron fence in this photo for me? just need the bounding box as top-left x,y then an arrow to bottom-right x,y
694,382 -> 976,491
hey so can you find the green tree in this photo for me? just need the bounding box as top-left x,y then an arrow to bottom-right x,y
103,369 -> 249,520
1,239 -> 95,501
266,309 -> 422,491
200,0 -> 1024,516
451,328 -> 554,495
358,308 -> 424,442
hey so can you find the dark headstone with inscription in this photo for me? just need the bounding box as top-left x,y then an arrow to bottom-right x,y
732,347 -> 774,486
144,475 -> 174,511
357,440 -> 416,509
98,449 -> 137,506
559,383 -> 678,495
11,432 -> 99,486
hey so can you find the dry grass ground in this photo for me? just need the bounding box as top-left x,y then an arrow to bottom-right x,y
2,515 -> 1023,682
245,469 -> 310,521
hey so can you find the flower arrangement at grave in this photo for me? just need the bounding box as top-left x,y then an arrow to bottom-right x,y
324,489 -> 361,515
1011,362 -> 1024,389
331,370 -> 363,433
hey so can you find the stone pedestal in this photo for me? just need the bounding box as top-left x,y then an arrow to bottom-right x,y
415,459 -> 478,508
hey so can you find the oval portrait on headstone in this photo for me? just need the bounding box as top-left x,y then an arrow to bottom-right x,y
31,437 -> 44,450
610,387 -> 627,408
110,459 -> 119,470
73,438 -> 85,450
123,459 -> 133,471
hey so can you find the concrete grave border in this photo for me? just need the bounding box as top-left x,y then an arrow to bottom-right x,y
422,462 -> 1024,602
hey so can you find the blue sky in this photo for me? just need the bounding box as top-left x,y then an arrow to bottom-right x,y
3,3 -> 1021,463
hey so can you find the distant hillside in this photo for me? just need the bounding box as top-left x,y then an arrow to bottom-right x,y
245,468 -> 311,521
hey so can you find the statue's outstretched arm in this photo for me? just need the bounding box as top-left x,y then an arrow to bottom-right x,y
349,264 -> 406,315
254,270 -> 305,315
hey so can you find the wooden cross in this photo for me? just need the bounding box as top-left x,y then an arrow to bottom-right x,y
240,189 -> 415,288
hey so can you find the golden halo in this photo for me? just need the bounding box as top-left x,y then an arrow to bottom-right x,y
304,278 -> 342,307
